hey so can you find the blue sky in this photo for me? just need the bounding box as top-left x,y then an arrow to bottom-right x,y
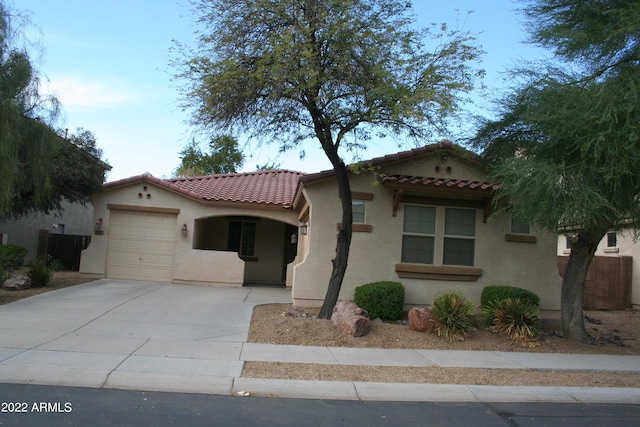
16,0 -> 542,181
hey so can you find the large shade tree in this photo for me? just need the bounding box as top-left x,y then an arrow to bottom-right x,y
174,134 -> 244,177
472,0 -> 640,342
174,0 -> 482,318
0,3 -> 107,217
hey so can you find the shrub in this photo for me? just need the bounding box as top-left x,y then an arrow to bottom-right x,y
481,285 -> 540,325
354,281 -> 404,321
0,244 -> 28,272
429,291 -> 475,341
488,298 -> 541,346
26,256 -> 61,288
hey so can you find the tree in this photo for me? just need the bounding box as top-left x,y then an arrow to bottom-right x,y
472,0 -> 640,342
174,0 -> 482,318
174,134 -> 244,177
0,3 -> 106,217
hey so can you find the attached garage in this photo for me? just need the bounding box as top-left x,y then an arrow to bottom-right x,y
106,208 -> 178,282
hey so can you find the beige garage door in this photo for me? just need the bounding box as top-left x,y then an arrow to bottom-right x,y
106,210 -> 177,282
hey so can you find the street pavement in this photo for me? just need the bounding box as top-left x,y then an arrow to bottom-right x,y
1,279 -> 639,403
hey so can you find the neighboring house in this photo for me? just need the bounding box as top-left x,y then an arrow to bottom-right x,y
80,141 -> 562,313
558,228 -> 639,309
0,200 -> 95,266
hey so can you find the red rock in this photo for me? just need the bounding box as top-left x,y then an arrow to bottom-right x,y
331,301 -> 371,337
408,307 -> 430,332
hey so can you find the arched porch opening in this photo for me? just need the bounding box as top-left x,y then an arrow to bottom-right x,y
193,215 -> 297,286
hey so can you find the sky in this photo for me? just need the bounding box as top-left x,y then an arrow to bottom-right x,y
14,0 -> 543,182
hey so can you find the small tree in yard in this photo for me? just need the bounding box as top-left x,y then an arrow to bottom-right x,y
472,0 -> 640,342
173,0 -> 483,318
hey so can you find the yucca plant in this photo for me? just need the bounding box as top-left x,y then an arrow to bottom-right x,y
429,291 -> 475,341
489,298 -> 541,346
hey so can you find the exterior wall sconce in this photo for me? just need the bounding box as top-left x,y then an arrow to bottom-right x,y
95,218 -> 103,232
290,233 -> 297,244
181,223 -> 188,236
299,222 -> 308,235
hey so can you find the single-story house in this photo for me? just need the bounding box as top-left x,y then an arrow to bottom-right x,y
80,141 -> 562,313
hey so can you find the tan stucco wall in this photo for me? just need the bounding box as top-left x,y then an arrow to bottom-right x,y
292,157 -> 562,313
79,180 -> 298,286
558,230 -> 640,308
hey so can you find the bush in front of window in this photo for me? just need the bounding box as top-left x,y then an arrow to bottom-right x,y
481,285 -> 540,326
487,298 -> 541,347
354,281 -> 405,321
429,290 -> 475,341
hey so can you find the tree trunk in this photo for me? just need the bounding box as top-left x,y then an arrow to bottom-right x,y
318,160 -> 353,319
561,227 -> 608,343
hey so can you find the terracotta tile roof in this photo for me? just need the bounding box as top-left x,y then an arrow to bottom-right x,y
166,170 -> 304,208
380,175 -> 500,191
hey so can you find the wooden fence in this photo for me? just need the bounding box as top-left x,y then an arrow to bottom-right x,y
558,256 -> 632,310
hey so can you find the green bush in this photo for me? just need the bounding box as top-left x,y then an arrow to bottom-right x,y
26,256 -> 61,288
429,291 -> 475,341
0,244 -> 28,272
354,281 -> 404,321
481,285 -> 540,325
487,298 -> 541,346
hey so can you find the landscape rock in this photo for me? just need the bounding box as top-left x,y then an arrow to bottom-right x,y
408,307 -> 431,332
3,274 -> 32,291
331,301 -> 371,337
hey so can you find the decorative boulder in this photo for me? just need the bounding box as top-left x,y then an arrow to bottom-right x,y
408,307 -> 430,332
3,274 -> 32,291
331,301 -> 371,337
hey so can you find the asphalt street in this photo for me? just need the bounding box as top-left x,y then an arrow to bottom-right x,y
1,383 -> 639,426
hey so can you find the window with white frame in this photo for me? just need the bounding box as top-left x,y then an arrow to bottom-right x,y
401,205 -> 476,266
511,218 -> 531,234
352,200 -> 366,224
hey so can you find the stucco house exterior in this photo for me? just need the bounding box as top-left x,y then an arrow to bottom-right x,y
80,141 -> 562,313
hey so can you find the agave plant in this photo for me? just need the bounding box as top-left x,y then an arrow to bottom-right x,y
429,291 -> 475,341
489,298 -> 541,346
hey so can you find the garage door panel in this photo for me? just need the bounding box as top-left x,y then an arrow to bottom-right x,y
106,210 -> 177,282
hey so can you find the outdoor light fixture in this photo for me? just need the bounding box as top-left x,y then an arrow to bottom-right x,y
290,233 -> 297,244
95,218 -> 103,232
299,222 -> 308,235
181,223 -> 188,236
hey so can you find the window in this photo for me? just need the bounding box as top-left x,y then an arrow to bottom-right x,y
401,205 -> 476,266
443,208 -> 476,266
607,231 -> 617,248
352,201 -> 366,224
511,218 -> 530,234
228,220 -> 256,257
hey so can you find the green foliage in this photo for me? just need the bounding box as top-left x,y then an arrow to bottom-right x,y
487,298 -> 541,346
354,281 -> 404,321
0,4 -> 107,216
174,135 -> 244,177
481,285 -> 540,307
26,256 -> 61,288
429,291 -> 475,341
472,0 -> 640,342
0,244 -> 28,272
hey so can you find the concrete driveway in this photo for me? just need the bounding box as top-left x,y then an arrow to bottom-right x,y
0,279 -> 292,394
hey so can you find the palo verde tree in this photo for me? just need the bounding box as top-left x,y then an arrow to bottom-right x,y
472,0 -> 640,342
174,0 -> 482,318
174,134 -> 244,177
0,3 -> 106,217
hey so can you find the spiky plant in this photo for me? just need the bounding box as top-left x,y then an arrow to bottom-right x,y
429,291 -> 475,341
489,298 -> 541,346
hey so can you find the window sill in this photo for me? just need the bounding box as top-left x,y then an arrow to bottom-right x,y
504,233 -> 537,243
604,247 -> 619,253
395,263 -> 482,282
336,223 -> 372,232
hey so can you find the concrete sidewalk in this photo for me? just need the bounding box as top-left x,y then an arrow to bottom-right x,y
0,279 -> 638,403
